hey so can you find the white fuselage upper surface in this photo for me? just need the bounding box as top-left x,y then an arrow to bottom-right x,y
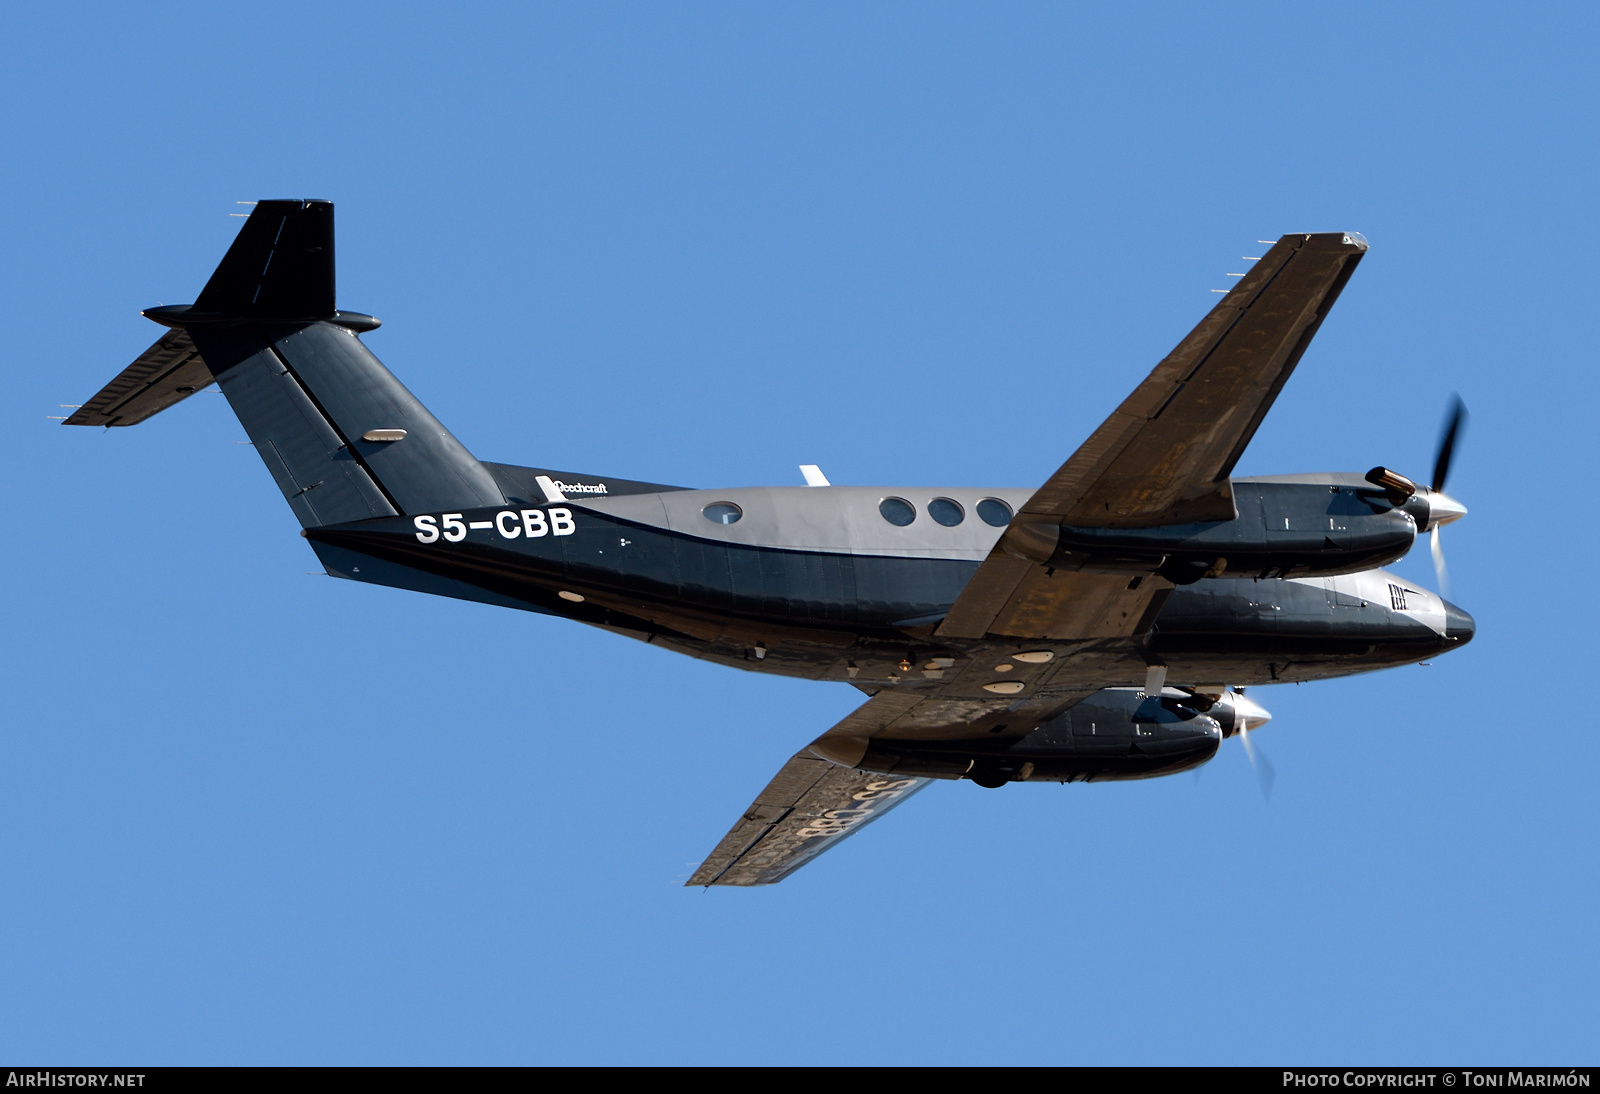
581,485 -> 1034,560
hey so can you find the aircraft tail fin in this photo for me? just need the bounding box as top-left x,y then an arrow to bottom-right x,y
194,198 -> 335,319
66,200 -> 505,528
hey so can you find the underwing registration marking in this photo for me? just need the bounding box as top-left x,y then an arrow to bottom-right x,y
413,508 -> 576,543
794,778 -> 920,839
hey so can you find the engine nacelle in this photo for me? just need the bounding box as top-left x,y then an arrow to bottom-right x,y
839,687 -> 1264,785
1001,475 -> 1416,584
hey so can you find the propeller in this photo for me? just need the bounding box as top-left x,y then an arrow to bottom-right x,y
1238,721 -> 1276,802
1225,689 -> 1276,801
1432,394 -> 1467,494
1428,396 -> 1469,594
1430,527 -> 1449,596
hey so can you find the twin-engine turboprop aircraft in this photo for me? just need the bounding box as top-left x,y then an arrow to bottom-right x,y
68,201 -> 1474,886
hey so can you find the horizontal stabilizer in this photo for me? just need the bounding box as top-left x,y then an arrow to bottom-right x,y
193,199 -> 335,319
64,329 -> 212,427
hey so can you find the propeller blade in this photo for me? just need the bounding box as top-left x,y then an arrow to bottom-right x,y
1431,395 -> 1468,493
1239,726 -> 1277,802
1431,525 -> 1450,595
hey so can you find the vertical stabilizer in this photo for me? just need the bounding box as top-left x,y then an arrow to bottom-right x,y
194,199 -> 335,319
190,322 -> 505,526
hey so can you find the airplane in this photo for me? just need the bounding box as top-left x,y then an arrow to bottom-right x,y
65,200 -> 1474,886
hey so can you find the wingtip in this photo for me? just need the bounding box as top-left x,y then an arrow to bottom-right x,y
1273,232 -> 1369,252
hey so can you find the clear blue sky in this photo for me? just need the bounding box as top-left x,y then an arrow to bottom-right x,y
2,2 -> 1595,1065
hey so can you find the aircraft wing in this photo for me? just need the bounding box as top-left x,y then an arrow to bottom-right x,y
938,231 -> 1368,640
689,685 -> 1093,886
689,691 -> 928,887
687,751 -> 931,887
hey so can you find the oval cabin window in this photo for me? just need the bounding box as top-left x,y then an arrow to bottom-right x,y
702,502 -> 743,525
976,498 -> 1013,527
878,498 -> 916,526
928,498 -> 965,526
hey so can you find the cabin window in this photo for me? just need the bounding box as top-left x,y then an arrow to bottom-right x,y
976,498 -> 1013,527
928,498 -> 965,526
702,502 -> 743,525
878,497 -> 916,526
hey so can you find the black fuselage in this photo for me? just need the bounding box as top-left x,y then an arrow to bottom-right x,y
306,486 -> 1473,694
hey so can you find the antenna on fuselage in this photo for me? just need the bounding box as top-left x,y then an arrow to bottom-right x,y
534,475 -> 568,503
799,465 -> 830,487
